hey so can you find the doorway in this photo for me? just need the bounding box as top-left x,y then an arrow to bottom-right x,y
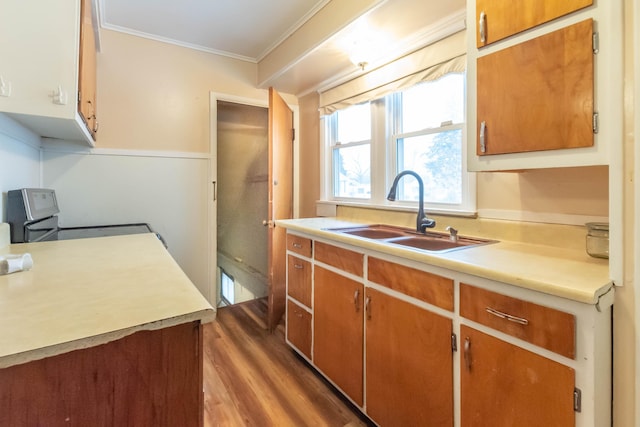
216,100 -> 269,306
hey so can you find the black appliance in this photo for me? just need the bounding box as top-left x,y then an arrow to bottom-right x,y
6,188 -> 166,247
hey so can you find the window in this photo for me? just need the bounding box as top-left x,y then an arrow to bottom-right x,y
328,102 -> 371,199
322,72 -> 474,214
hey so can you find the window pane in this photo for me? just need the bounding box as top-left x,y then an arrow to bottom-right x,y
333,144 -> 371,198
337,102 -> 371,143
401,74 -> 464,133
396,129 -> 462,204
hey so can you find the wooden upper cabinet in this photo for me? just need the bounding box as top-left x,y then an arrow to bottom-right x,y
477,19 -> 594,156
78,0 -> 97,140
476,0 -> 593,47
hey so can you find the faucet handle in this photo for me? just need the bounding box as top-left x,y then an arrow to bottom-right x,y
446,226 -> 459,242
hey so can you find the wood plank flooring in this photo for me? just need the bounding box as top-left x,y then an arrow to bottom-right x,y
203,298 -> 372,427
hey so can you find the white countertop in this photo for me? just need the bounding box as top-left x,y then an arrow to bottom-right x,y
0,233 -> 214,369
277,217 -> 612,305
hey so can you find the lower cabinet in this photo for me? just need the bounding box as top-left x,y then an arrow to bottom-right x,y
314,265 -> 364,405
460,325 -> 576,426
284,231 -> 612,427
366,288 -> 453,427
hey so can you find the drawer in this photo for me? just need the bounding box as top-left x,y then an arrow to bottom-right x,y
460,283 -> 575,359
367,257 -> 454,311
287,255 -> 311,308
287,234 -> 312,257
314,241 -> 363,277
287,300 -> 312,359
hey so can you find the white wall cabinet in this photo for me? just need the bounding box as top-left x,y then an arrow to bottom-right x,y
0,0 -> 98,146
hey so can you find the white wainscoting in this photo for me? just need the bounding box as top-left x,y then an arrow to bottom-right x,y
41,149 -> 211,301
0,114 -> 42,221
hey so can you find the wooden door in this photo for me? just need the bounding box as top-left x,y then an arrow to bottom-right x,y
366,288 -> 454,426
475,0 -> 592,47
267,88 -> 293,331
460,325 -> 575,427
78,0 -> 97,139
313,266 -> 364,406
477,19 -> 593,155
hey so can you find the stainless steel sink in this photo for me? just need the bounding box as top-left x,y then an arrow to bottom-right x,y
326,224 -> 496,253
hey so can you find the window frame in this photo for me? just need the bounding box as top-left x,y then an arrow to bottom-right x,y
320,73 -> 476,216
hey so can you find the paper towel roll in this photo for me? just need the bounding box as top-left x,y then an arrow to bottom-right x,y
0,253 -> 33,275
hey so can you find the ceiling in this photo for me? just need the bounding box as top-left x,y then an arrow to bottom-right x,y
97,0 -> 466,96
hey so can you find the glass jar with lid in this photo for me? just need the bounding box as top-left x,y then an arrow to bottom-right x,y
585,222 -> 609,259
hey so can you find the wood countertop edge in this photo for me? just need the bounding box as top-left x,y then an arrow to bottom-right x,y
0,308 -> 215,370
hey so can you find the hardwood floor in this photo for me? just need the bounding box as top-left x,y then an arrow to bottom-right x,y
203,298 -> 372,427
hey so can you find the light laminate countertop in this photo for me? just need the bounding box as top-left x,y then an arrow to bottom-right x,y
277,217 -> 612,305
0,233 -> 214,369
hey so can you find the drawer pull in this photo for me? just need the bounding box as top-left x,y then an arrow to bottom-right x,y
365,296 -> 371,319
292,243 -> 302,249
479,11 -> 487,43
486,307 -> 529,325
463,337 -> 472,371
293,263 -> 304,269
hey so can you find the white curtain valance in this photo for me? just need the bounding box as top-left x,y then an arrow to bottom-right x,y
319,30 -> 467,116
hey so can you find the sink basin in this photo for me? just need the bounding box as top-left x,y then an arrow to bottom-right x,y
389,236 -> 487,251
326,225 -> 496,253
330,225 -> 411,239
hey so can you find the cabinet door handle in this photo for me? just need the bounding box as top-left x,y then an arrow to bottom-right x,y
479,11 -> 487,43
485,307 -> 529,325
354,289 -> 360,311
365,296 -> 371,319
479,121 -> 487,153
463,337 -> 472,370
293,264 -> 304,270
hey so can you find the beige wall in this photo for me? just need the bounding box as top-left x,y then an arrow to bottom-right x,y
477,166 -> 609,218
298,92 -> 321,217
96,29 -> 293,152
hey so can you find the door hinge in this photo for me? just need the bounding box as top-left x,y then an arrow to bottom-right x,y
451,333 -> 457,352
573,388 -> 582,412
593,112 -> 599,134
592,32 -> 599,54
291,128 -> 295,142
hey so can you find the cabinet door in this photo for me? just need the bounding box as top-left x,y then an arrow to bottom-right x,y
78,0 -> 97,139
286,300 -> 311,359
477,19 -> 594,156
475,0 -> 592,47
366,288 -> 453,427
460,325 -> 575,427
0,0 -> 78,118
313,266 -> 364,406
287,254 -> 311,308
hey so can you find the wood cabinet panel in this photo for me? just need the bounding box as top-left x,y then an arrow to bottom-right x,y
366,288 -> 453,427
314,241 -> 363,277
286,234 -> 312,257
0,322 -> 203,427
367,257 -> 454,311
477,19 -> 594,155
287,254 -> 311,308
313,266 -> 364,405
460,325 -> 575,427
78,0 -> 97,139
475,0 -> 592,47
287,300 -> 312,359
460,283 -> 575,358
